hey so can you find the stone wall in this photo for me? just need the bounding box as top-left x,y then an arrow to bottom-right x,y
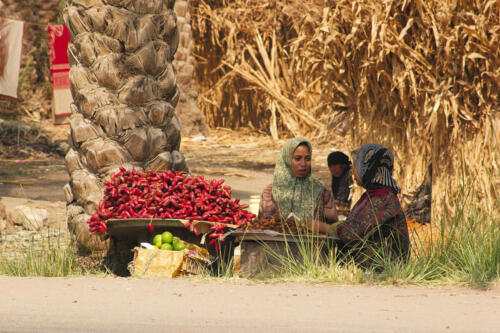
173,0 -> 209,137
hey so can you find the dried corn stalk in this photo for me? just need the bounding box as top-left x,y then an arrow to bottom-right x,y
63,0 -> 189,255
192,0 -> 500,220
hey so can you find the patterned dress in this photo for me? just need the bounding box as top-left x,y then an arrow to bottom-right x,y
259,183 -> 338,224
328,187 -> 410,267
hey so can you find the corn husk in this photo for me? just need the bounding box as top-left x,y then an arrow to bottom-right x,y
103,0 -> 171,14
102,0 -> 131,7
68,38 -> 93,66
191,0 -> 500,219
92,33 -> 122,54
67,204 -> 85,221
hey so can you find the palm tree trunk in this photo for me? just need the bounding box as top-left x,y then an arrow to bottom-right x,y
62,0 -> 188,255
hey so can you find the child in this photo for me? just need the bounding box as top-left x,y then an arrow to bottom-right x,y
327,151 -> 352,210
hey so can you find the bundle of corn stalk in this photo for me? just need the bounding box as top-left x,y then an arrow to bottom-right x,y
63,0 -> 189,255
191,0 -> 500,220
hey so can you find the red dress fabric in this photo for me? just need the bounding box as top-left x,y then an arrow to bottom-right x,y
333,188 -> 410,264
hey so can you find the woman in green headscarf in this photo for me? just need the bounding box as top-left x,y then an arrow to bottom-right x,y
259,137 -> 338,224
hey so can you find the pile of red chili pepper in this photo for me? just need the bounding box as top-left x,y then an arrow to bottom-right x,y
87,168 -> 256,247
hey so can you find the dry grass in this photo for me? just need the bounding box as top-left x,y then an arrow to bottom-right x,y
190,0 -> 500,219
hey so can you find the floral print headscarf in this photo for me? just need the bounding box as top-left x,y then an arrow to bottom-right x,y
272,137 -> 325,222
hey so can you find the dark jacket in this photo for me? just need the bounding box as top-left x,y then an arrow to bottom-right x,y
331,169 -> 352,205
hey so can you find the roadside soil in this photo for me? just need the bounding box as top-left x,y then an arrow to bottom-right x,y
0,276 -> 498,332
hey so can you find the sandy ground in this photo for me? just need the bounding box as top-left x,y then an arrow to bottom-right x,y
0,276 -> 498,332
0,127 -> 333,205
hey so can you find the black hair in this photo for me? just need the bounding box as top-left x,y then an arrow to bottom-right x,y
327,151 -> 351,167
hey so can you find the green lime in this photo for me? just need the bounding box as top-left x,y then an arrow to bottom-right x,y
161,231 -> 173,244
154,244 -> 161,249
173,241 -> 186,251
161,243 -> 173,250
153,234 -> 163,246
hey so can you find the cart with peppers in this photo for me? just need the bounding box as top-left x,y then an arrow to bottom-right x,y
87,168 -> 256,276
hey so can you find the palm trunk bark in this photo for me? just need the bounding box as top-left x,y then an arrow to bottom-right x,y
62,0 -> 188,255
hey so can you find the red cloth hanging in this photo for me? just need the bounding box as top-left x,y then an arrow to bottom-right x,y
48,24 -> 72,124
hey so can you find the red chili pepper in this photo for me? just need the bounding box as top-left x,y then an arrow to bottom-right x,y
148,222 -> 154,232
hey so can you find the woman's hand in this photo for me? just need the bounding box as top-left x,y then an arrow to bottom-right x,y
306,220 -> 330,234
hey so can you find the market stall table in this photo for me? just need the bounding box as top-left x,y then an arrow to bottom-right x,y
105,218 -> 237,276
223,230 -> 339,279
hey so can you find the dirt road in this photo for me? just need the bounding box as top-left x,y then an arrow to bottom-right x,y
0,276 -> 498,332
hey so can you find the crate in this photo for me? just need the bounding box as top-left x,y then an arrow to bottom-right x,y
105,218 -> 237,276
225,230 -> 339,279
130,243 -> 211,278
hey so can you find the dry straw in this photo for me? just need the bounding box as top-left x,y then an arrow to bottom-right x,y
190,0 -> 500,219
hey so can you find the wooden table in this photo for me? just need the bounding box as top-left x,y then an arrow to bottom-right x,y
223,230 -> 339,279
105,218 -> 237,276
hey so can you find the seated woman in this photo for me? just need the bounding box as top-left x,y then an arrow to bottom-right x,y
307,144 -> 410,265
327,150 -> 353,212
259,137 -> 338,224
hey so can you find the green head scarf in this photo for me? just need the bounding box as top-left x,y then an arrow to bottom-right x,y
272,137 -> 325,223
